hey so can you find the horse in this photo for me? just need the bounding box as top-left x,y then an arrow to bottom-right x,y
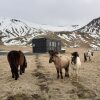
71,52 -> 81,81
48,50 -> 70,79
7,50 -> 27,80
84,50 -> 94,62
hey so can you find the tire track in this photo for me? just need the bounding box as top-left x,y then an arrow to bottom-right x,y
33,54 -> 52,100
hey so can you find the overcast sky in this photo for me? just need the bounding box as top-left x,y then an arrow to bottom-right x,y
0,0 -> 100,26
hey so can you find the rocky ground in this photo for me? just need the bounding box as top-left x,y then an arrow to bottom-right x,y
0,45 -> 100,100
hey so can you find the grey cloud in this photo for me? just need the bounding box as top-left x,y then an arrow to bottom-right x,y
0,0 -> 100,26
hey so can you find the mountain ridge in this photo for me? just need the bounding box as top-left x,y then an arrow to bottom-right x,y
0,17 -> 100,48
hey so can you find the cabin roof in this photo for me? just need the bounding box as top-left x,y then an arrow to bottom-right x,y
32,37 -> 61,41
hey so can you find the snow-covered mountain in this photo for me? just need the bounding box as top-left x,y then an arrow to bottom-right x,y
0,17 -> 100,48
77,17 -> 100,38
54,17 -> 100,48
0,17 -> 80,45
0,17 -> 48,45
76,17 -> 100,48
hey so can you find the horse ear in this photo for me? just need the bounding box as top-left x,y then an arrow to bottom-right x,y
55,51 -> 59,54
71,52 -> 74,56
48,50 -> 50,54
19,50 -> 22,53
53,50 -> 59,55
77,53 -> 79,57
48,50 -> 54,56
48,50 -> 52,54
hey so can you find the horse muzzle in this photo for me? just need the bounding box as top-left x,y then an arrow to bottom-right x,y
49,59 -> 53,63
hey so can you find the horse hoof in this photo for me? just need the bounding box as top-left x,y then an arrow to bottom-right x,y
61,76 -> 63,79
20,73 -> 22,75
57,76 -> 59,79
65,75 -> 67,77
15,75 -> 19,80
65,74 -> 69,77
68,76 -> 69,78
22,71 -> 25,73
12,76 -> 14,78
15,78 -> 18,80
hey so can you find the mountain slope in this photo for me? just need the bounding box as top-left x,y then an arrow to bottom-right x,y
55,17 -> 100,48
0,17 -> 80,45
77,17 -> 100,38
0,18 -> 47,45
0,17 -> 100,48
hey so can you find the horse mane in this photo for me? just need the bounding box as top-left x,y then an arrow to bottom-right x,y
48,50 -> 59,56
72,52 -> 79,57
71,52 -> 79,65
18,50 -> 22,53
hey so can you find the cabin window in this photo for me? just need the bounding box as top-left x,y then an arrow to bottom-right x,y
54,42 -> 56,47
52,41 -> 57,47
58,42 -> 60,46
49,41 -> 52,46
52,42 -> 55,47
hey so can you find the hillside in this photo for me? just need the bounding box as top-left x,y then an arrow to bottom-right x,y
0,18 -> 48,45
55,17 -> 100,48
0,17 -> 100,48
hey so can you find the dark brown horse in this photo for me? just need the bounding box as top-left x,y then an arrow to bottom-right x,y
7,50 -> 27,80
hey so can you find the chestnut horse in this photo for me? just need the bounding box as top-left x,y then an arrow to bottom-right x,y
7,50 -> 27,80
48,50 -> 70,79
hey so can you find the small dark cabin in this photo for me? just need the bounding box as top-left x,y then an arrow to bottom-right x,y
32,38 -> 61,53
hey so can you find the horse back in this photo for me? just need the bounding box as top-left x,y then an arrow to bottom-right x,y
59,56 -> 70,68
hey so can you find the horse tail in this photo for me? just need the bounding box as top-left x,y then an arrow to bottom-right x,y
7,52 -> 18,73
84,53 -> 87,62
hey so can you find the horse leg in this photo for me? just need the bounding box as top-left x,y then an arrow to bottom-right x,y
76,71 -> 78,82
22,66 -> 25,73
60,68 -> 63,79
20,65 -> 23,75
65,67 -> 69,77
89,56 -> 91,61
56,68 -> 59,79
11,67 -> 15,78
84,54 -> 87,62
76,68 -> 79,82
15,66 -> 19,80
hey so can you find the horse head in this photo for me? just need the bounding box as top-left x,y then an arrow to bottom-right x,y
71,52 -> 79,65
48,50 -> 59,63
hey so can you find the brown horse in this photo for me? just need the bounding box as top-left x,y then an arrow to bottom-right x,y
48,50 -> 70,79
7,50 -> 27,80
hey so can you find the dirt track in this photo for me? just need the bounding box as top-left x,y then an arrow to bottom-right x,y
0,46 -> 100,100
